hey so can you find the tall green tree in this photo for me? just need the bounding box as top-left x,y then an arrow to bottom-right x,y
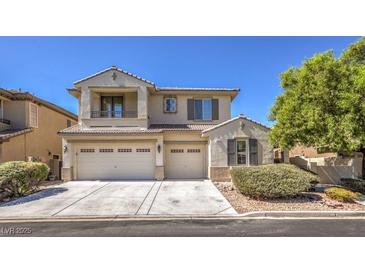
269,38 -> 365,165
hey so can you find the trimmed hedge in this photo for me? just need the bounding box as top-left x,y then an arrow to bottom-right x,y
325,187 -> 360,203
340,178 -> 365,194
230,164 -> 319,199
0,161 -> 49,200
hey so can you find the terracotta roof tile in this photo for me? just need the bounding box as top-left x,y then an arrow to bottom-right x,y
0,128 -> 33,140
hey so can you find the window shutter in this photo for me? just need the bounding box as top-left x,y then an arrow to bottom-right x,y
194,99 -> 202,120
249,138 -> 258,165
212,99 -> 219,120
187,99 -> 194,120
227,139 -> 236,166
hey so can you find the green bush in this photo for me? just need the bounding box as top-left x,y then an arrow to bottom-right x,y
0,161 -> 49,199
340,178 -> 365,194
230,164 -> 319,199
325,187 -> 360,203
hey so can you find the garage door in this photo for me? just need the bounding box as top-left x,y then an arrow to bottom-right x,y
76,143 -> 155,180
165,144 -> 206,179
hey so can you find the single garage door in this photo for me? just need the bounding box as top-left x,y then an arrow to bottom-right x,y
165,144 -> 206,179
76,143 -> 155,180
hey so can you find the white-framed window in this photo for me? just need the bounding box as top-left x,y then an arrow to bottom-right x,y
236,140 -> 247,165
194,98 -> 212,120
29,103 -> 38,128
164,97 -> 177,113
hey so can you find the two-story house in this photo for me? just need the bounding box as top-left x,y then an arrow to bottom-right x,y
0,88 -> 78,178
59,66 -> 273,181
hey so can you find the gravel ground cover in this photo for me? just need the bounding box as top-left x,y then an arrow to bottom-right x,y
215,181 -> 364,213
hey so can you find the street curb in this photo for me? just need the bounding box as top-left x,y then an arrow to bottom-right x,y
1,211 -> 365,222
239,211 -> 365,218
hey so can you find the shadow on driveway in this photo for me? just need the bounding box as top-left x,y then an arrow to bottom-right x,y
0,188 -> 68,207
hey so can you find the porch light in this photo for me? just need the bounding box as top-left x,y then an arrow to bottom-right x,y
63,145 -> 68,153
157,144 -> 161,153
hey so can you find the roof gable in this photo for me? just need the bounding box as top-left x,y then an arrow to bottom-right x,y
202,115 -> 270,134
73,66 -> 155,87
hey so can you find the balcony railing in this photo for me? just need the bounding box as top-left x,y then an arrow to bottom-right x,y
90,111 -> 138,118
0,118 -> 11,125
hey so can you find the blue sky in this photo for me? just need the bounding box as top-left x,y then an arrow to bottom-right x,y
0,36 -> 360,125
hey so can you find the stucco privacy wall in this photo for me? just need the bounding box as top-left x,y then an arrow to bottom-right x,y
205,117 -> 273,167
75,69 -> 152,120
148,94 -> 231,124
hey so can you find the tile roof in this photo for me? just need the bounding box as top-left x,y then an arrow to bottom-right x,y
149,124 -> 214,131
0,88 -> 78,120
59,123 -> 215,135
156,87 -> 240,92
73,66 -> 155,86
58,124 -> 162,135
0,128 -> 33,141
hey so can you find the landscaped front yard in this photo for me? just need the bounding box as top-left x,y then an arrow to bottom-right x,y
216,164 -> 365,213
215,181 -> 364,213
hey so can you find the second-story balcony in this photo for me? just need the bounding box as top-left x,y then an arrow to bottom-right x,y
90,110 -> 138,119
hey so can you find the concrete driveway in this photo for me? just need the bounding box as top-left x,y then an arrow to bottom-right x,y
0,180 -> 236,217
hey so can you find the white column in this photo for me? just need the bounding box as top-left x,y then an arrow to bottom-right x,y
80,87 -> 91,119
137,86 -> 148,120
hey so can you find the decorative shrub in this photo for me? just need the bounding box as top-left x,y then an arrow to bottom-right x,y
325,187 -> 360,203
230,164 -> 319,199
0,161 -> 49,199
340,178 -> 365,194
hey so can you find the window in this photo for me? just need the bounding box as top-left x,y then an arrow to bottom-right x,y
29,103 -> 38,128
80,148 -> 95,153
194,98 -> 212,120
99,148 -> 114,153
164,97 -> 177,113
67,119 -> 72,127
118,148 -> 132,153
136,148 -> 150,152
236,140 -> 247,165
187,149 -> 200,153
101,96 -> 123,118
171,149 -> 184,153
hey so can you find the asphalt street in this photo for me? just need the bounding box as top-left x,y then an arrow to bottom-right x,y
1,218 -> 365,236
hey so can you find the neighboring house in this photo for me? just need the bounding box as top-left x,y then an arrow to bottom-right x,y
59,66 -> 273,181
289,144 -> 337,158
0,88 -> 78,178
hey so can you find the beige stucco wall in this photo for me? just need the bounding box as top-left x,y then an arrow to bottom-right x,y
204,118 -> 273,167
0,101 -> 77,165
3,100 -> 27,128
148,94 -> 231,125
75,69 -> 152,121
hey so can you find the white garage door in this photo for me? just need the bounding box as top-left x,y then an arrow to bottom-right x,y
76,143 -> 155,180
165,144 -> 206,179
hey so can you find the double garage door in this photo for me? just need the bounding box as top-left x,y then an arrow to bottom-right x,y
76,143 -> 155,180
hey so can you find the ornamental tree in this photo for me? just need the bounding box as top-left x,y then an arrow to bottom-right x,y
269,38 -> 365,157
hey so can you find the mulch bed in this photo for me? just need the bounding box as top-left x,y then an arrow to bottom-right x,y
215,181 -> 365,213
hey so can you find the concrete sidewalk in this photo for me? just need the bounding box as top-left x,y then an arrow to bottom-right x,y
0,180 -> 237,218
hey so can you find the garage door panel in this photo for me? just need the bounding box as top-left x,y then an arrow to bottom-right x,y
165,144 -> 205,179
76,144 -> 155,180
